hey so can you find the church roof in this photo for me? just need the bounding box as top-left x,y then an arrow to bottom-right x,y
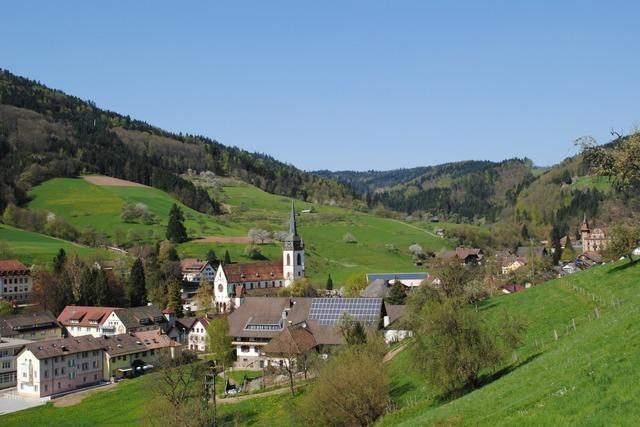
222,261 -> 284,284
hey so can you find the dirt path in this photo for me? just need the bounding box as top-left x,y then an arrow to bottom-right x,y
194,236 -> 275,244
218,384 -> 298,404
383,343 -> 408,363
82,175 -> 147,187
391,219 -> 440,239
52,383 -> 117,407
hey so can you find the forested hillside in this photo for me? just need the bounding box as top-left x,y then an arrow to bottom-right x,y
320,159 -> 537,222
0,69 -> 356,214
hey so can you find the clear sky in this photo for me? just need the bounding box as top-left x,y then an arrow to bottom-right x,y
2,1 -> 639,171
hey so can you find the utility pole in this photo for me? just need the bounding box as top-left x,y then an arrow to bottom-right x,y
203,365 -> 217,426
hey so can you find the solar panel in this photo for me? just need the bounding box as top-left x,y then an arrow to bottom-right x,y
307,298 -> 383,326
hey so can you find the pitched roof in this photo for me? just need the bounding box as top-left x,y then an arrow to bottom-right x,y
180,258 -> 211,273
0,311 -> 59,336
361,279 -> 390,298
100,333 -> 148,356
261,323 -> 317,355
24,335 -> 104,359
134,329 -> 181,350
384,304 -> 406,327
175,317 -> 198,331
0,260 -> 29,274
57,306 -> 120,327
112,306 -> 166,329
221,261 -> 284,284
228,297 -> 311,339
500,284 -> 526,294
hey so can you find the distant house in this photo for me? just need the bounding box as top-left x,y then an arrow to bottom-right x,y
361,279 -> 392,298
180,259 -> 216,284
0,311 -> 64,341
168,316 -> 211,352
437,247 -> 484,265
0,259 -> 33,303
500,284 -> 526,294
561,262 -> 581,276
383,304 -> 412,343
260,322 -> 318,368
580,215 -> 610,254
435,228 -> 445,237
501,257 -> 527,275
365,272 -> 428,288
0,337 -> 32,390
577,251 -> 604,266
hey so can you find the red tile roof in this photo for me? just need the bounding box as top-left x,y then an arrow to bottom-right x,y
180,259 -> 211,273
57,306 -> 121,327
0,260 -> 29,274
222,261 -> 284,283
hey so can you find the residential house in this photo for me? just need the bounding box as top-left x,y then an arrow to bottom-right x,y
365,272 -> 428,288
501,256 -> 527,275
500,284 -> 526,294
57,306 -> 120,337
17,335 -> 104,397
214,203 -> 305,312
102,330 -> 181,380
168,316 -> 210,352
0,337 -> 32,389
229,297 -> 385,368
437,247 -> 484,265
0,260 -> 33,303
0,311 -> 63,341
260,322 -> 317,368
103,306 -> 168,336
180,259 -> 216,284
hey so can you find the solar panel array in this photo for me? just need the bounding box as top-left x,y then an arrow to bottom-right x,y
307,298 -> 382,326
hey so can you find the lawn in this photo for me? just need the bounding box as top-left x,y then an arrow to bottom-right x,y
25,176 -> 454,285
0,224 -> 108,265
378,260 -> 640,426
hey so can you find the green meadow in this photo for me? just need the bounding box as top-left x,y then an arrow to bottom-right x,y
4,261 -> 639,425
0,224 -> 107,265
23,177 -> 453,284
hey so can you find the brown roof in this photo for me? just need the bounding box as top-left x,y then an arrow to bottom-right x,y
134,329 -> 181,350
0,260 -> 29,275
180,258 -> 211,273
25,335 -> 104,359
112,306 -> 165,329
384,304 -> 406,327
57,306 -> 121,327
228,297 -> 311,339
222,261 -> 284,283
0,311 -> 61,336
261,323 -> 317,355
101,333 -> 147,356
437,247 -> 483,261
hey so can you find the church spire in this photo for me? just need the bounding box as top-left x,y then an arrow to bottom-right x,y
289,200 -> 298,236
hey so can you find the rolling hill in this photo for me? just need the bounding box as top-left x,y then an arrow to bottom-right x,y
24,176 -> 452,284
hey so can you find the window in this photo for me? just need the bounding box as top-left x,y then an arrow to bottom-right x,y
297,253 -> 301,266
69,372 -> 76,379
44,370 -> 49,378
286,254 -> 291,266
240,346 -> 250,353
1,361 -> 10,369
54,368 -> 58,376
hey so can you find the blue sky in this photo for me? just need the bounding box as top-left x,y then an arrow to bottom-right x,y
2,1 -> 639,171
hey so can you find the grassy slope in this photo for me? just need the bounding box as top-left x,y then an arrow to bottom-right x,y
0,224 -> 106,265
380,261 -> 640,426
26,177 -> 452,284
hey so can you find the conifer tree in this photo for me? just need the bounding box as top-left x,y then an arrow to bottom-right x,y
167,281 -> 184,317
166,204 -> 187,243
206,249 -> 218,266
223,249 -> 231,265
128,258 -> 147,307
53,248 -> 67,276
326,274 -> 333,291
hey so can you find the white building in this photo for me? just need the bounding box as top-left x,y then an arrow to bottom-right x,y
0,337 -> 32,389
180,259 -> 216,284
0,260 -> 33,303
213,203 -> 305,312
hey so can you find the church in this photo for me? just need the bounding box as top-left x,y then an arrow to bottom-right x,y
213,203 -> 305,312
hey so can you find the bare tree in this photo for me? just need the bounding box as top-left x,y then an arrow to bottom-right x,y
248,228 -> 271,244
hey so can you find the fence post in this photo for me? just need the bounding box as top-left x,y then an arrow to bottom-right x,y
572,318 -> 576,331
554,329 -> 558,341
595,307 -> 600,319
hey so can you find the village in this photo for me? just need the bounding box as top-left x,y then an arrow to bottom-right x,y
0,201 -> 618,416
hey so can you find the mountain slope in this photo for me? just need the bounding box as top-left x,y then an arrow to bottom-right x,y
0,69 -> 357,214
379,261 -> 640,426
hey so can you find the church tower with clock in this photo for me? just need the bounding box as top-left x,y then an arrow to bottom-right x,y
283,202 -> 305,286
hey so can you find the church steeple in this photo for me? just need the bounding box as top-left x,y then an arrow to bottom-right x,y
283,200 -> 304,286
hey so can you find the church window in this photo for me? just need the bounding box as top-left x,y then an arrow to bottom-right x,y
286,254 -> 291,266
297,253 -> 301,266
